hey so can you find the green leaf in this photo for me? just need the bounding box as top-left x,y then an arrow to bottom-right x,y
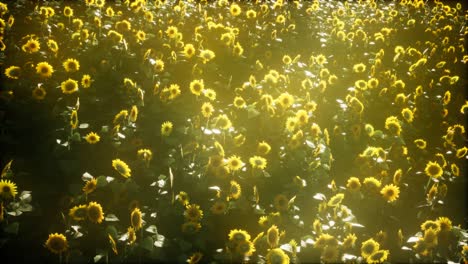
96,176 -> 108,187
106,225 -> 118,238
4,222 -> 19,235
141,236 -> 154,252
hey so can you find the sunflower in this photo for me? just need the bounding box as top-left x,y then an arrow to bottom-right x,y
414,139 -> 427,149
228,229 -> 251,242
420,220 -> 440,232
61,79 -> 79,94
183,44 -> 196,58
153,59 -> 164,72
84,132 -> 100,144
63,58 -> 80,73
135,30 -> 146,42
0,179 -> 17,199
277,92 -> 294,109
229,3 -> 241,16
380,184 -> 400,202
236,240 -> 256,256
184,204 -> 203,222
190,79 -> 204,96
450,163 -> 459,176
314,234 -> 338,249
401,108 -> 414,123
108,235 -> 118,255
346,177 -> 361,192
367,249 -> 389,264
4,66 -> 21,79
22,39 -> 40,53
35,62 -> 54,78
342,233 -> 357,248
274,194 -> 289,211
69,204 -> 87,221
113,110 -> 128,125
166,26 -> 178,38
63,6 -> 73,17
321,246 -> 339,263
112,159 -> 131,178
115,20 -> 131,32
384,116 -> 401,135
353,63 -> 366,73
437,217 -> 452,232
177,191 -> 190,206
216,114 -> 232,130
87,201 -> 104,224
443,90 -> 451,106
456,147 -> 468,159
161,121 -> 173,136
363,177 -> 382,193
200,49 -> 216,63
229,181 -> 241,200
81,75 -> 92,88
181,221 -> 201,234
361,238 -> 380,258
201,102 -> 214,118
257,141 -> 271,155
210,201 -> 227,215
47,39 -> 58,53
137,149 -> 152,163
233,42 -> 244,56
226,155 -> 243,171
127,226 -> 136,245
246,9 -> 256,19
249,156 -> 267,170
187,252 -> 203,264
128,105 -> 138,123
265,248 -> 290,264
424,161 -> 443,178
82,178 -> 97,194
204,89 -> 217,101
131,207 -> 143,230
423,228 -> 438,248
45,233 -> 68,254
32,87 -> 47,100
267,225 -> 280,248
327,193 -> 344,207
233,96 -> 246,108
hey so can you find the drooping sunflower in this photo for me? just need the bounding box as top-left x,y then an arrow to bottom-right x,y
161,121 -> 173,136
424,161 -> 443,178
181,221 -> 201,234
63,58 -> 80,73
249,156 -> 267,170
32,87 -> 47,100
0,179 -> 18,199
363,177 -> 382,193
129,105 -> 138,123
184,204 -> 203,222
187,252 -> 203,264
327,193 -> 344,207
226,155 -> 243,171
87,201 -> 104,224
83,178 -> 97,194
236,240 -> 256,257
108,234 -> 118,255
201,102 -> 214,118
85,132 -> 100,144
127,226 -> 136,245
61,78 -> 79,94
45,233 -> 68,254
113,110 -> 128,125
361,238 -> 380,258
257,141 -> 271,155
384,116 -> 402,136
229,181 -> 241,200
131,207 -> 142,230
414,139 -> 427,149
112,159 -> 131,178
35,62 -> 54,78
69,204 -> 87,221
367,249 -> 389,264
423,228 -> 438,248
267,225 -> 280,248
216,114 -> 232,130
274,194 -> 289,211
265,248 -> 290,264
4,66 -> 21,79
380,184 -> 400,202
321,246 -> 339,263
137,149 -> 152,163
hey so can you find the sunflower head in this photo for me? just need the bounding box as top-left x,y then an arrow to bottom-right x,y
228,229 -> 251,243
63,58 -> 80,73
210,200 -> 227,215
131,207 -> 143,230
85,132 -> 100,144
45,233 -> 68,254
361,238 -> 380,258
87,201 -> 104,224
112,159 -> 131,178
161,121 -> 173,136
0,179 -> 18,199
69,204 -> 87,221
380,184 -> 400,202
36,62 -> 54,78
267,225 -> 280,248
82,178 -> 97,194
184,204 -> 203,222
265,248 -> 290,264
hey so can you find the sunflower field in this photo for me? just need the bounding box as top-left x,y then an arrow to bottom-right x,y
0,0 -> 467,263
